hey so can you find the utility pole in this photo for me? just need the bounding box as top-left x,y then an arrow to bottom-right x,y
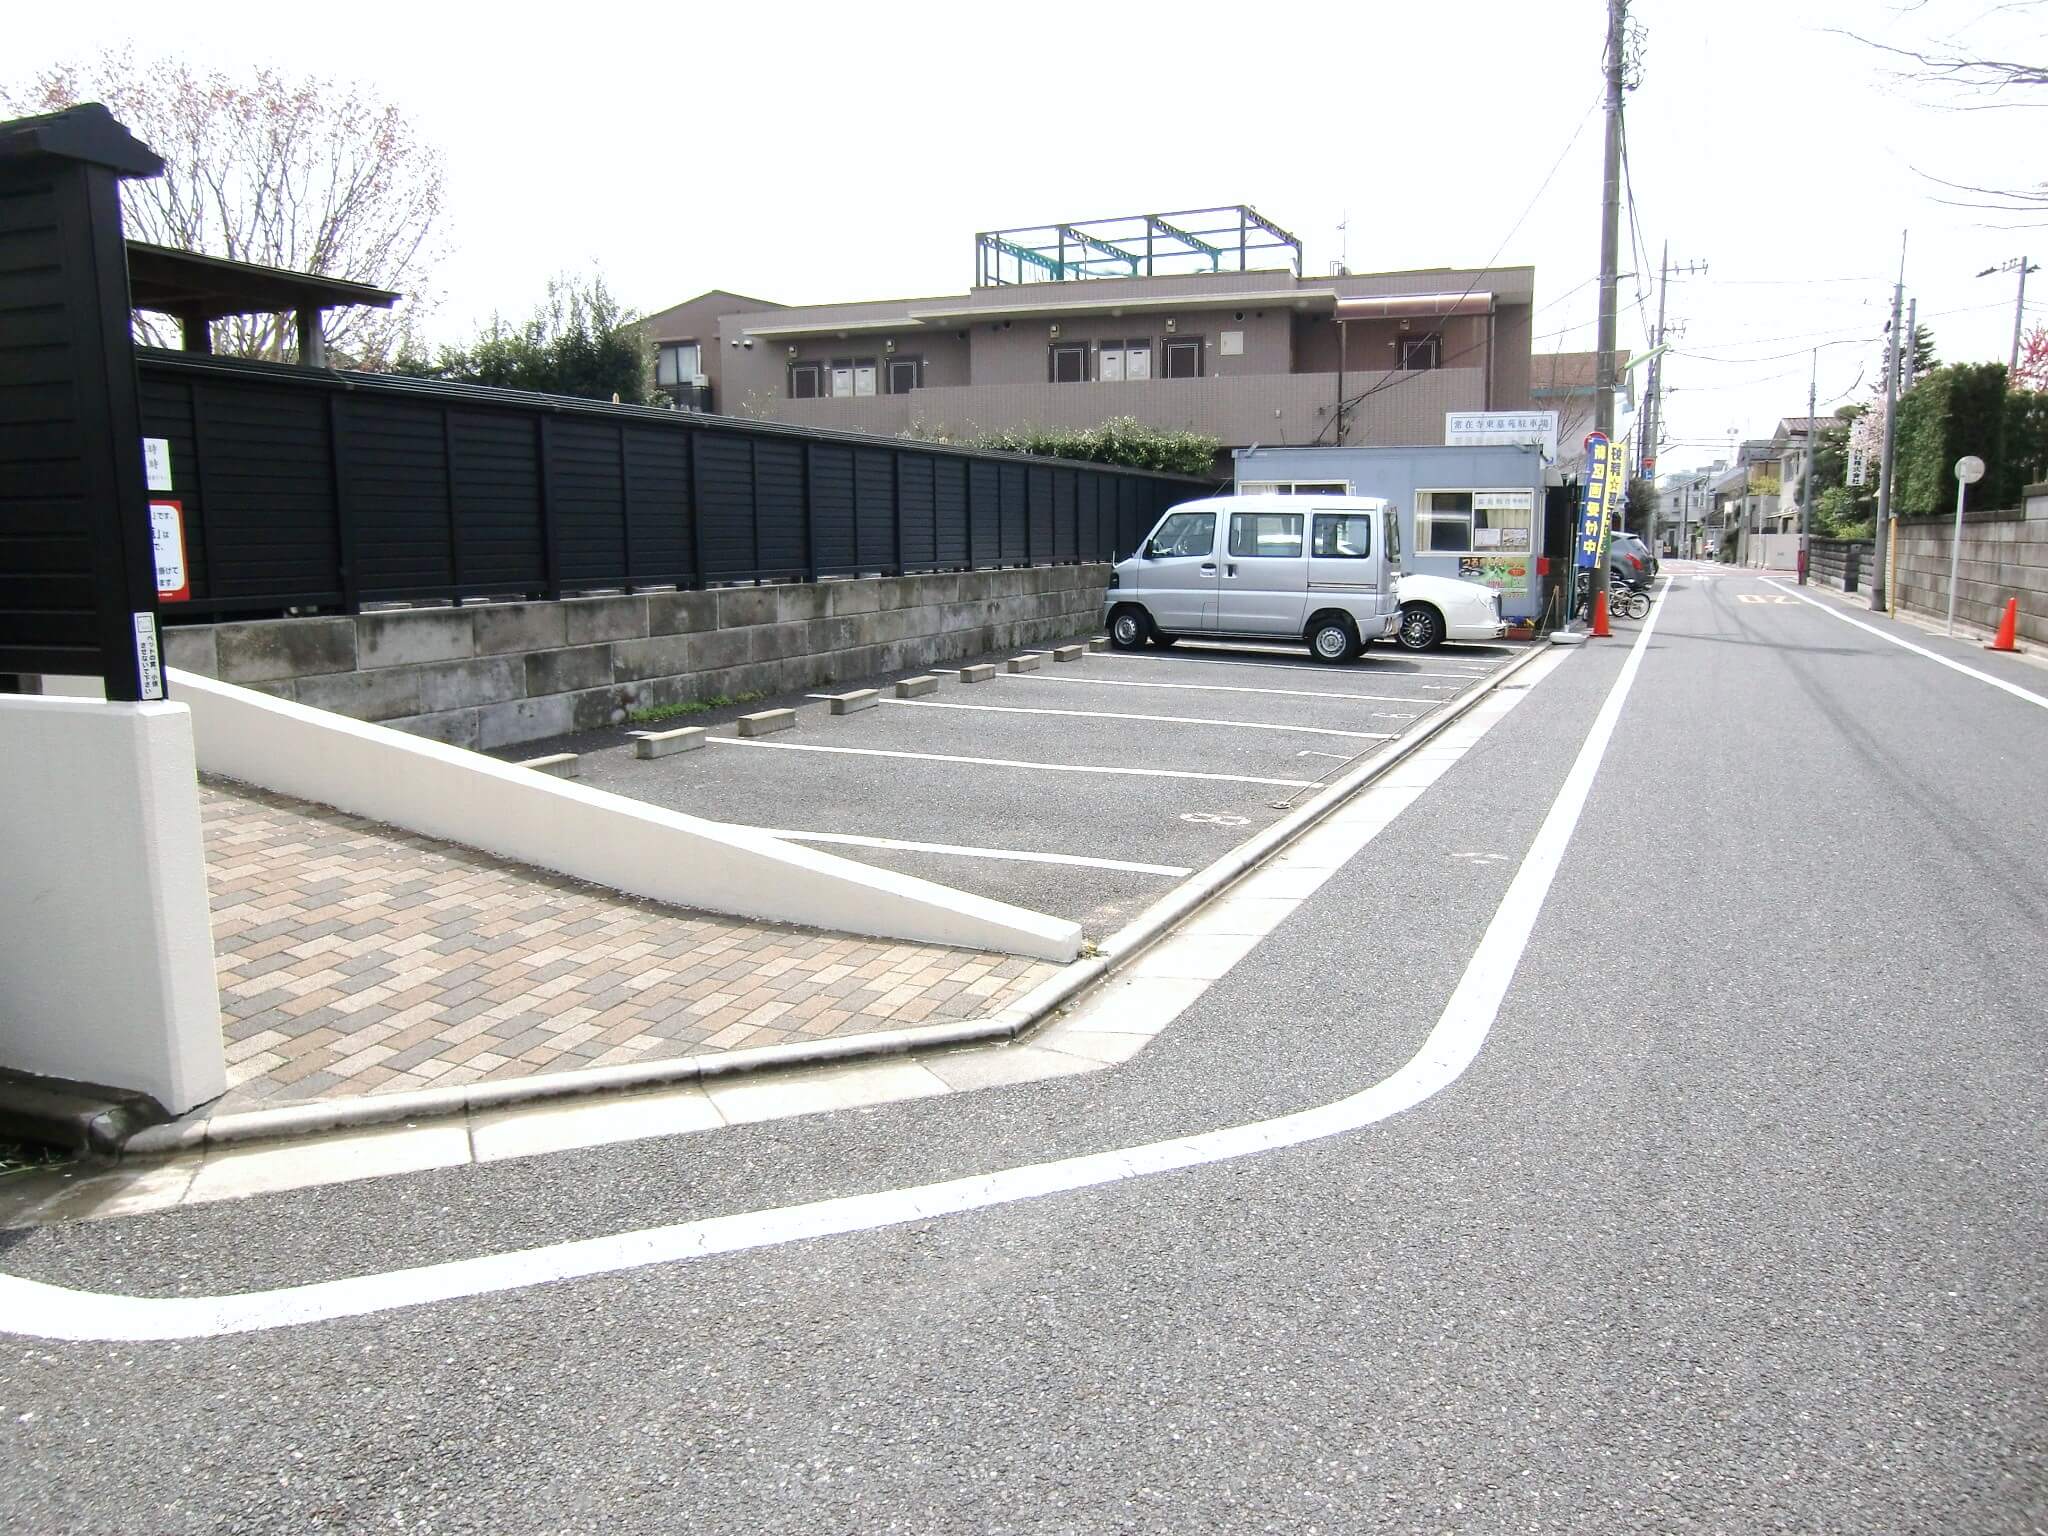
1902,296 -> 1919,392
1974,256 -> 2036,378
1799,349 -> 1816,586
2014,257 -> 2032,377
1871,234 -> 1906,615
1591,0 -> 1626,619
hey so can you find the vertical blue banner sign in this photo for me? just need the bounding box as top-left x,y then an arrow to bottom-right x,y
1575,432 -> 1614,569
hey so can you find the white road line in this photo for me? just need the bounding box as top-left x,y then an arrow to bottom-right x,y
880,697 -> 1392,741
1762,579 -> 2048,712
760,829 -> 1189,877
0,579 -> 1647,1342
1012,674 -> 1440,706
706,737 -> 1317,788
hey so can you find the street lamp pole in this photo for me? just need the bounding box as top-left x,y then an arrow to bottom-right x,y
1800,350 -> 1816,586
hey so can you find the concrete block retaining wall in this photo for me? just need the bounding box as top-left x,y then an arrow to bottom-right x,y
161,566 -> 1110,751
1891,485 -> 2048,645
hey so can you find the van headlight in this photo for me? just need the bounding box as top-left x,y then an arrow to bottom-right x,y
1108,569 -> 1120,589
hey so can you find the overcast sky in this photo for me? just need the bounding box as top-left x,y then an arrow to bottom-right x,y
15,0 -> 2044,475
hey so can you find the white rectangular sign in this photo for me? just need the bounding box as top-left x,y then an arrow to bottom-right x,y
143,437 -> 172,492
1445,411 -> 1559,460
132,612 -> 164,700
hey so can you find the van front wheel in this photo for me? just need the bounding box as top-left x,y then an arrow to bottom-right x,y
1308,615 -> 1358,664
1108,606 -> 1149,650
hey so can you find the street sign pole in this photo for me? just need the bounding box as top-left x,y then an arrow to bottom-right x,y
1948,454 -> 1986,636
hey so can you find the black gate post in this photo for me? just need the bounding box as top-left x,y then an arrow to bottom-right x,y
0,107 -> 167,698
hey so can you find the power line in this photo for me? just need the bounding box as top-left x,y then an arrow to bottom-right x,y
1316,90 -> 1605,441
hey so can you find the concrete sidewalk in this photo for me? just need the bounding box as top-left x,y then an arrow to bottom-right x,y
201,780 -> 1056,1112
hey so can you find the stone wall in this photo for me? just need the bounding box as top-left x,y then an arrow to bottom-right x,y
1891,483 -> 2048,645
161,566 -> 1110,751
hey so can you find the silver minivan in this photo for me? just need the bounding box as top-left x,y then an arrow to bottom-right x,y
1102,494 -> 1403,663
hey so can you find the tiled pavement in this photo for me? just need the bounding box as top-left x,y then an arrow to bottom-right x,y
201,780 -> 1058,1112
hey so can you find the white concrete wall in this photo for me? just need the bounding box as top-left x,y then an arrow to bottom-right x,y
1745,533 -> 1803,570
169,670 -> 1081,963
0,698 -> 226,1113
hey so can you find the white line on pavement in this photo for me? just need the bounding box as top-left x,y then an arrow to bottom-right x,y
0,588 -> 1656,1342
1096,651 -> 1493,681
1012,674 -> 1440,705
760,829 -> 1190,877
1762,579 -> 2048,712
705,737 -> 1317,788
880,697 -> 1392,741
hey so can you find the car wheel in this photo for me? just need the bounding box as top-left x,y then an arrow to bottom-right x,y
1397,603 -> 1444,652
1108,607 -> 1148,650
1308,615 -> 1358,664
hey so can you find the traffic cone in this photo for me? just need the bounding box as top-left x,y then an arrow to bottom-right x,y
1985,597 -> 2019,653
1592,592 -> 1612,639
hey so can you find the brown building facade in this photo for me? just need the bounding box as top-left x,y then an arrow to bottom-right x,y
642,265 -> 1538,453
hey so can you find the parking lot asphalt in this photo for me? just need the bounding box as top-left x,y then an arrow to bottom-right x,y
572,634 -> 1528,934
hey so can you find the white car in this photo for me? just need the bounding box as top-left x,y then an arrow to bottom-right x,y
1394,573 -> 1507,651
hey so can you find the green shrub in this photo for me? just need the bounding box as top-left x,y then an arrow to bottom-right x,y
907,415 -> 1219,477
1892,363 -> 2008,515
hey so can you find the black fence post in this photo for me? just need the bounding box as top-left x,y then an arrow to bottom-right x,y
685,426 -> 706,590
617,425 -> 636,593
802,442 -> 820,583
747,436 -> 763,582
186,381 -> 221,608
892,450 -> 906,575
537,415 -> 562,600
441,404 -> 463,601
327,393 -> 359,613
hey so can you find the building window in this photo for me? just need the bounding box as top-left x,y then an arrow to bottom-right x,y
1100,339 -> 1151,382
1239,480 -> 1351,496
1399,333 -> 1442,370
789,362 -> 823,399
1416,491 -> 1474,552
1050,343 -> 1088,383
1310,513 -> 1373,559
1164,337 -> 1204,379
830,358 -> 877,398
657,341 -> 700,387
1229,512 -> 1303,558
1414,489 -> 1534,554
887,357 -> 923,393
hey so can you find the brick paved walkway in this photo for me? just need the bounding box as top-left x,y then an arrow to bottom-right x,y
201,780 -> 1057,1111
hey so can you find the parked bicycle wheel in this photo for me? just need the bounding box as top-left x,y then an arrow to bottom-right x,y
1626,590 -> 1651,620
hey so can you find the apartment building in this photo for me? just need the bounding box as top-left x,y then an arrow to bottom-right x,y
639,208 -> 1539,456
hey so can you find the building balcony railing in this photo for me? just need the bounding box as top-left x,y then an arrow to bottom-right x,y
728,368 -> 1493,449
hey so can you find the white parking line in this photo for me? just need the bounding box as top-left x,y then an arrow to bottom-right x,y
760,829 -> 1190,877
1096,651 -> 1494,681
1762,579 -> 2048,712
1013,674 -> 1441,706
707,737 -> 1318,788
880,697 -> 1392,741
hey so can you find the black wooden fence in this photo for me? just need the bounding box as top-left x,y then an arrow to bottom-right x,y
135,352 -> 1214,622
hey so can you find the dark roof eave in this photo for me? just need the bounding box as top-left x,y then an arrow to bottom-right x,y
125,241 -> 401,319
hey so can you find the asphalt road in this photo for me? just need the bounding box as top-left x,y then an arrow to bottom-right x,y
3,567 -> 2042,1533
